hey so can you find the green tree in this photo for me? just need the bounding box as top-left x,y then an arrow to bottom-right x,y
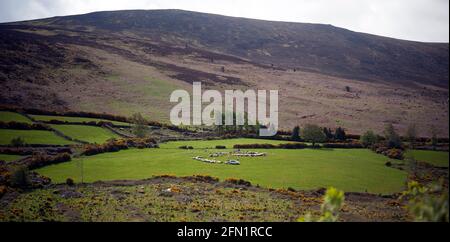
406,123 -> 417,149
10,165 -> 30,188
10,137 -> 25,147
131,113 -> 148,138
323,127 -> 333,140
430,126 -> 438,150
360,130 -> 378,147
384,123 -> 402,148
334,127 -> 346,141
292,126 -> 301,141
302,124 -> 326,147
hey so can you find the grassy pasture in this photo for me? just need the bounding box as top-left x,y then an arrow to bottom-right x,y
0,154 -> 22,162
37,139 -> 406,194
50,125 -> 120,144
407,150 -> 449,168
0,129 -> 76,145
161,138 -> 299,149
30,115 -> 130,126
0,111 -> 33,124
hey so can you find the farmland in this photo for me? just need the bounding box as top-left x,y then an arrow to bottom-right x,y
37,139 -> 406,194
407,150 -> 449,168
0,111 -> 33,124
0,129 -> 76,146
31,115 -> 130,126
0,110 -> 448,222
0,154 -> 22,162
50,125 -> 120,144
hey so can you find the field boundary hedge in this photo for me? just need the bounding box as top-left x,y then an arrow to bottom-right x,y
0,121 -> 52,131
233,143 -> 308,149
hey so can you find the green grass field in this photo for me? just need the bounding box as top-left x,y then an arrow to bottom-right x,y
0,154 -> 22,162
0,111 -> 33,124
50,125 -> 120,144
30,115 -> 130,126
161,138 -> 299,149
37,139 -> 406,194
407,150 -> 449,167
0,129 -> 76,145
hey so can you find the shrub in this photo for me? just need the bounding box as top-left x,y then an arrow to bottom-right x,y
278,143 -> 308,149
0,121 -> 51,130
385,148 -> 404,160
298,187 -> 345,222
322,143 -> 363,149
384,123 -> 402,148
225,178 -> 252,187
402,181 -> 449,222
131,113 -> 148,138
233,143 -> 308,149
81,138 -> 158,156
215,145 -> 226,149
179,145 -> 194,150
360,130 -> 379,147
28,153 -> 72,169
10,137 -> 26,147
66,178 -> 75,186
334,127 -> 347,141
292,126 -> 301,141
9,166 -> 30,188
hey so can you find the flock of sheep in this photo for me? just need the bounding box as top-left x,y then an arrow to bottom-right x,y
192,150 -> 267,165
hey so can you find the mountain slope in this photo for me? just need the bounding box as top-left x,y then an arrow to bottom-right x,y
0,10 -> 448,136
21,9 -> 449,87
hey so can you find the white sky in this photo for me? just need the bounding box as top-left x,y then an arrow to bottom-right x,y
0,0 -> 448,42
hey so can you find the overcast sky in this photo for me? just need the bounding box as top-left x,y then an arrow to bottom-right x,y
0,0 -> 448,42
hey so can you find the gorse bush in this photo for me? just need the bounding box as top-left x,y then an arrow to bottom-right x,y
298,187 -> 345,222
81,138 -> 158,156
28,153 -> 72,170
402,181 -> 449,222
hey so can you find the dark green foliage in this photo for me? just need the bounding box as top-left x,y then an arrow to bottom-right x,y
131,113 -> 148,138
323,127 -> 333,140
233,143 -> 308,149
292,126 -> 301,141
430,126 -> 438,150
384,123 -> 402,149
360,130 -> 379,147
10,137 -> 26,147
28,153 -> 72,170
0,121 -> 51,130
10,166 -> 29,188
322,143 -> 363,149
406,124 -> 417,149
66,178 -> 75,186
334,127 -> 346,141
302,124 -> 327,146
